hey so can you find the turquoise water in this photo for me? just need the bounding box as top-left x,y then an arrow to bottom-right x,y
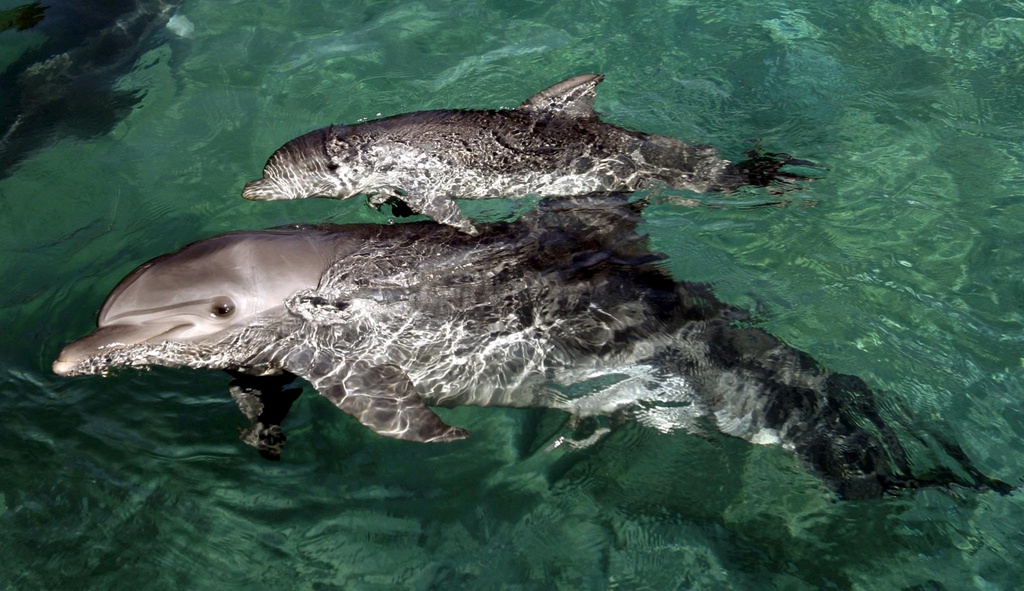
2,0 -> 1024,588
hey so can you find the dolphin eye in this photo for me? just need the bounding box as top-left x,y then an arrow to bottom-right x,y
210,298 -> 235,318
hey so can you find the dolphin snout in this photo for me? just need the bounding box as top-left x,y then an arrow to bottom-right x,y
52,339 -> 98,376
52,357 -> 77,376
52,340 -> 99,376
51,324 -> 167,377
242,178 -> 282,201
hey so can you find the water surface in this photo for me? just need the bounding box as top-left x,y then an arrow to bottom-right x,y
2,0 -> 1024,588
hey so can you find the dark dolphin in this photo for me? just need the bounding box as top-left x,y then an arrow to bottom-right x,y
243,75 -> 813,234
0,0 -> 183,177
53,198 -> 1007,499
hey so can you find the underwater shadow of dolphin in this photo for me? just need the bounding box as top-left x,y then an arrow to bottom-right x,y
52,197 -> 1010,500
0,0 -> 182,178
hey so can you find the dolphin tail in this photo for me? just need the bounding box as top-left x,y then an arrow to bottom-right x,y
878,425 -> 1017,498
681,312 -> 1013,499
724,143 -> 821,191
776,367 -> 1014,499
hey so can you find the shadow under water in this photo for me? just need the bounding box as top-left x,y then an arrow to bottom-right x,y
0,0 -> 184,177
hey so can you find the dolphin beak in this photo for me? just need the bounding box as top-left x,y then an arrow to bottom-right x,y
52,323 -> 186,376
241,178 -> 280,201
52,357 -> 79,376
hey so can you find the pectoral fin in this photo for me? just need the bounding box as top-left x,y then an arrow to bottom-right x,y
227,370 -> 302,460
385,189 -> 478,235
320,361 -> 470,443
365,187 -> 417,218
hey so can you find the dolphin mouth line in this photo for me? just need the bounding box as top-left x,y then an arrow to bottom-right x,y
102,299 -> 217,323
52,322 -> 194,376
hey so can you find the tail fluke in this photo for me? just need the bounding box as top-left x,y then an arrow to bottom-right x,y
727,144 -> 821,190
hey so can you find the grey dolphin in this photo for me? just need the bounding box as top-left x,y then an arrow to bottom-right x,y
53,199 -> 1007,499
242,75 -> 812,234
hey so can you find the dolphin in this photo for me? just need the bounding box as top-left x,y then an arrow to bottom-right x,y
0,0 -> 184,177
242,74 -> 813,234
53,198 -> 1007,499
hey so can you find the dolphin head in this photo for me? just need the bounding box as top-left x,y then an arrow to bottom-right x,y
53,228 -> 339,376
242,127 -> 360,201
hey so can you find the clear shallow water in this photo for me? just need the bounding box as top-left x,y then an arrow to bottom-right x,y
2,0 -> 1024,588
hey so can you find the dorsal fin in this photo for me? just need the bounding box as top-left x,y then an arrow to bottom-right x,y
517,74 -> 604,119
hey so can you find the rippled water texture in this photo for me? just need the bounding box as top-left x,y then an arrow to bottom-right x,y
2,0 -> 1024,588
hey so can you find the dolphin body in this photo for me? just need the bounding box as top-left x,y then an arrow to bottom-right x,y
242,75 -> 811,234
53,199 -> 1006,499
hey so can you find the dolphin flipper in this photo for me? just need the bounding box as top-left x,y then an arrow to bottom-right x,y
367,186 -> 477,234
227,370 -> 302,460
320,361 -> 470,442
399,190 -> 478,236
279,349 -> 469,442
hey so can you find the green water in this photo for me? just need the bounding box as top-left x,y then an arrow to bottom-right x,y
2,0 -> 1024,588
